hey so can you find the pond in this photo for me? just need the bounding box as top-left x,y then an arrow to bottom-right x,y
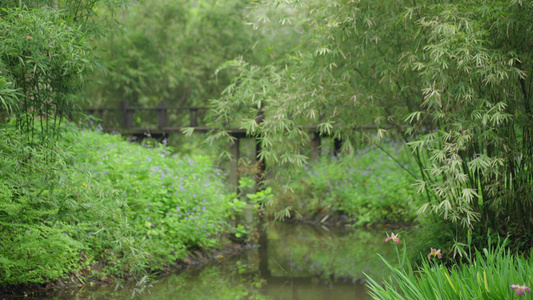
25,223 -> 400,300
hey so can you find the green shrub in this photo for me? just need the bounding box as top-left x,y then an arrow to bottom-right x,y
0,70 -> 18,116
69,129 -> 247,269
0,127 -> 100,284
0,124 -> 245,285
276,142 -> 421,225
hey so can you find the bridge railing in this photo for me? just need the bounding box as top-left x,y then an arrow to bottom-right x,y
84,101 -> 208,131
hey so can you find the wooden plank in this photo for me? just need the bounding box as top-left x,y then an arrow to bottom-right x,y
100,125 -> 387,136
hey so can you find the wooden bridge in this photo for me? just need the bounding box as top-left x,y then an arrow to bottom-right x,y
84,100 -> 273,190
85,100 -> 380,136
84,101 -> 379,190
85,100 -> 235,135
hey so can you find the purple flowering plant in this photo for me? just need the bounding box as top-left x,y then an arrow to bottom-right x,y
511,284 -> 531,296
73,130 -> 247,270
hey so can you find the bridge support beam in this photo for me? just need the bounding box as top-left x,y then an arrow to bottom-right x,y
121,101 -> 133,129
255,138 -> 265,192
334,137 -> 343,156
311,132 -> 321,160
229,137 -> 240,192
189,108 -> 199,127
157,101 -> 168,128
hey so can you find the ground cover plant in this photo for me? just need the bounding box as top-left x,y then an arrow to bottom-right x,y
274,141 -> 421,226
71,128 -> 247,268
366,234 -> 533,299
0,124 -> 246,286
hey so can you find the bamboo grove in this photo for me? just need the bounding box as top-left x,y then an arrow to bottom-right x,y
206,0 -> 533,238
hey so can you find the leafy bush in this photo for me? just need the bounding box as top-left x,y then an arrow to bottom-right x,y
0,127 -> 106,284
70,129 -> 247,269
275,142 -> 421,226
0,125 -> 245,285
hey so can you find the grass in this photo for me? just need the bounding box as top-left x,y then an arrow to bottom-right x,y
366,236 -> 533,299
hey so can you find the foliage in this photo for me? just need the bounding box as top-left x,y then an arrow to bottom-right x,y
0,0 -> 129,38
0,0 -> 129,143
85,0 -> 281,110
206,0 -> 533,238
206,0 -> 416,164
71,128 -> 247,269
0,7 -> 95,142
0,125 -> 245,285
0,70 -> 18,116
273,142 -> 421,225
405,1 -> 533,234
0,125 -> 121,284
366,237 -> 533,299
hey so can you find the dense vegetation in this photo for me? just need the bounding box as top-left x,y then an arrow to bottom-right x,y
0,125 -> 246,285
367,236 -> 533,299
0,0 -> 248,289
206,0 -> 533,245
1,0 -> 532,297
84,0 -> 298,109
272,141 -> 421,226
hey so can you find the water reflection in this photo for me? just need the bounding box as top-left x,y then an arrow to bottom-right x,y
28,223 -> 399,300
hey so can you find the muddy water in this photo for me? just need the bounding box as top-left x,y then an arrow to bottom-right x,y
26,223 -> 400,300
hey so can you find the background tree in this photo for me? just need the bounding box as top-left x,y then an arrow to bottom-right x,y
206,0 -> 533,240
207,0 -> 425,163
84,0 -> 298,110
0,0 -> 129,141
0,7 -> 95,142
408,1 -> 533,236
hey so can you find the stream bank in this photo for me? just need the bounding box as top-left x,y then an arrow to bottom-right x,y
8,222 -> 408,300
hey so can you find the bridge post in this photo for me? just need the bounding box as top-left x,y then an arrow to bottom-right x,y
121,101 -> 133,129
189,108 -> 198,127
334,137 -> 343,156
255,138 -> 265,191
255,108 -> 265,191
157,101 -> 168,129
311,131 -> 321,159
229,137 -> 240,192
97,109 -> 104,126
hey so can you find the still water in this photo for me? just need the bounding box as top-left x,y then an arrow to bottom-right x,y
31,223 -> 399,300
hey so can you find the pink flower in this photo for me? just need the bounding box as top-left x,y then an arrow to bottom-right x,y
511,284 -> 531,296
385,232 -> 399,244
427,248 -> 442,259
